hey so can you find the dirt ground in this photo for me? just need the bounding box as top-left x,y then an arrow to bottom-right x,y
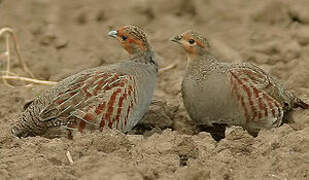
0,0 -> 309,179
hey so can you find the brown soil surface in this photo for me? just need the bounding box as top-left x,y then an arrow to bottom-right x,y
1,0 -> 309,179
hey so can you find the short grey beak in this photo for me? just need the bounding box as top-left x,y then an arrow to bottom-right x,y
108,30 -> 118,38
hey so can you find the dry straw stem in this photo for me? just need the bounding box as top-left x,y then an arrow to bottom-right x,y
159,63 -> 177,74
66,151 -> 74,165
0,27 -> 56,86
2,75 -> 57,85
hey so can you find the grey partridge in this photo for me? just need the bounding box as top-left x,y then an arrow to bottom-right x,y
11,25 -> 158,138
171,30 -> 308,141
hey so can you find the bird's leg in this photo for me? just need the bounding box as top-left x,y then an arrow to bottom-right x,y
131,123 -> 153,135
247,130 -> 259,138
67,129 -> 73,140
198,123 -> 227,141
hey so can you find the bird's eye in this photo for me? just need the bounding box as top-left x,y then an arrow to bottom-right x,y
188,39 -> 195,44
121,35 -> 127,41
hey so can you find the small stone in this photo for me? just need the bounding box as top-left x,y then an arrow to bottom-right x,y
76,12 -> 88,25
293,26 -> 309,46
289,0 -> 309,24
39,34 -> 56,46
96,10 -> 105,22
54,38 -> 68,49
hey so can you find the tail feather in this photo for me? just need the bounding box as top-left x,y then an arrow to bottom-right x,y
11,124 -> 31,138
294,98 -> 309,109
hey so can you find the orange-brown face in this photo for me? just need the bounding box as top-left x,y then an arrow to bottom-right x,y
171,31 -> 209,56
108,26 -> 148,55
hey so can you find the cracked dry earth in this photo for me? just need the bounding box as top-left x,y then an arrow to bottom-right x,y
0,0 -> 309,179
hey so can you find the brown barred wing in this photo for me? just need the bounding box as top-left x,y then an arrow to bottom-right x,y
228,65 -> 284,128
39,71 -> 104,122
70,73 -> 138,132
39,71 -> 138,132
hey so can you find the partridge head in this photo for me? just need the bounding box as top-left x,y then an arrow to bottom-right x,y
109,25 -> 150,56
171,30 -> 210,58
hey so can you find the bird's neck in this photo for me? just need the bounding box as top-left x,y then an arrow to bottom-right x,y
186,51 -> 218,75
130,49 -> 158,70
